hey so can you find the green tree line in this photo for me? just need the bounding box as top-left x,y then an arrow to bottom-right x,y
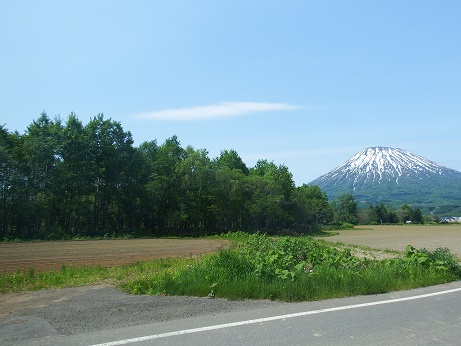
1,113 -> 337,240
357,203 -> 424,225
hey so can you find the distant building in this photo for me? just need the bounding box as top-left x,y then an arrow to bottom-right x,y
440,217 -> 461,223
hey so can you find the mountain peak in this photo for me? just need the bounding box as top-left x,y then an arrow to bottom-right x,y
329,147 -> 447,185
309,147 -> 461,211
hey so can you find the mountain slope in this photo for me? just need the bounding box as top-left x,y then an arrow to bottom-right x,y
309,147 -> 461,212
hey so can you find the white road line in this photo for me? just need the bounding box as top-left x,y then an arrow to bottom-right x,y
90,287 -> 461,346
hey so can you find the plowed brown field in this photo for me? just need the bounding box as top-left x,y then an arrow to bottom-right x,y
1,225 -> 460,275
328,224 -> 461,257
0,238 -> 229,274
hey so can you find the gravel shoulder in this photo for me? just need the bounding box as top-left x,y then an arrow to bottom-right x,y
0,285 -> 282,344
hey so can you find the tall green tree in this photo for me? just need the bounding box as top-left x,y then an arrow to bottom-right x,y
176,146 -> 217,232
213,164 -> 247,231
214,149 -> 249,175
0,125 -> 20,237
57,113 -> 92,236
247,160 -> 295,231
395,204 -> 414,223
137,140 -> 160,232
149,136 -> 186,231
292,185 -> 333,230
412,208 -> 423,224
371,203 -> 398,224
21,112 -> 63,238
211,149 -> 250,231
85,114 -> 137,235
334,194 -> 358,224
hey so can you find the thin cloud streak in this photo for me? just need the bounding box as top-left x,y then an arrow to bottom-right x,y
242,147 -> 358,162
134,102 -> 299,120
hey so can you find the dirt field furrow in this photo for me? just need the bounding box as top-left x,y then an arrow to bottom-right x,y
0,238 -> 229,274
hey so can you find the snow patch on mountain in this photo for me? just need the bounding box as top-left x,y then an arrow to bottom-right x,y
316,147 -> 447,188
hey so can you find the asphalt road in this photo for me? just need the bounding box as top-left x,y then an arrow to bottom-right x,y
2,281 -> 461,346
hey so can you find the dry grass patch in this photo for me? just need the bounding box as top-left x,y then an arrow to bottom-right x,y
327,224 -> 461,259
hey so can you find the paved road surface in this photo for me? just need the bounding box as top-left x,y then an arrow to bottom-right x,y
2,281 -> 460,345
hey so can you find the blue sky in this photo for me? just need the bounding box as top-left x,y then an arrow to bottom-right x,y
1,1 -> 460,185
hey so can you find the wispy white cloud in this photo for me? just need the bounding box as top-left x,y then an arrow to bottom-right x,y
134,102 -> 299,120
242,146 -> 359,161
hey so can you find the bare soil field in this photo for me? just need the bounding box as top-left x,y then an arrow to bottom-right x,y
0,238 -> 229,274
328,224 -> 461,258
1,225 -> 460,275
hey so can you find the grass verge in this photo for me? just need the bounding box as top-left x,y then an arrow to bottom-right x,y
0,258 -> 191,293
119,233 -> 461,301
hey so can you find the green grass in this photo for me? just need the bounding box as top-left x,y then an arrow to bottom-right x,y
117,255 -> 457,302
0,265 -> 114,292
1,233 -> 460,302
118,233 -> 461,301
0,258 -> 191,293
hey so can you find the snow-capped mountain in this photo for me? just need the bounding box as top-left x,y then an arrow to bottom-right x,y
315,147 -> 453,186
309,147 -> 461,210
